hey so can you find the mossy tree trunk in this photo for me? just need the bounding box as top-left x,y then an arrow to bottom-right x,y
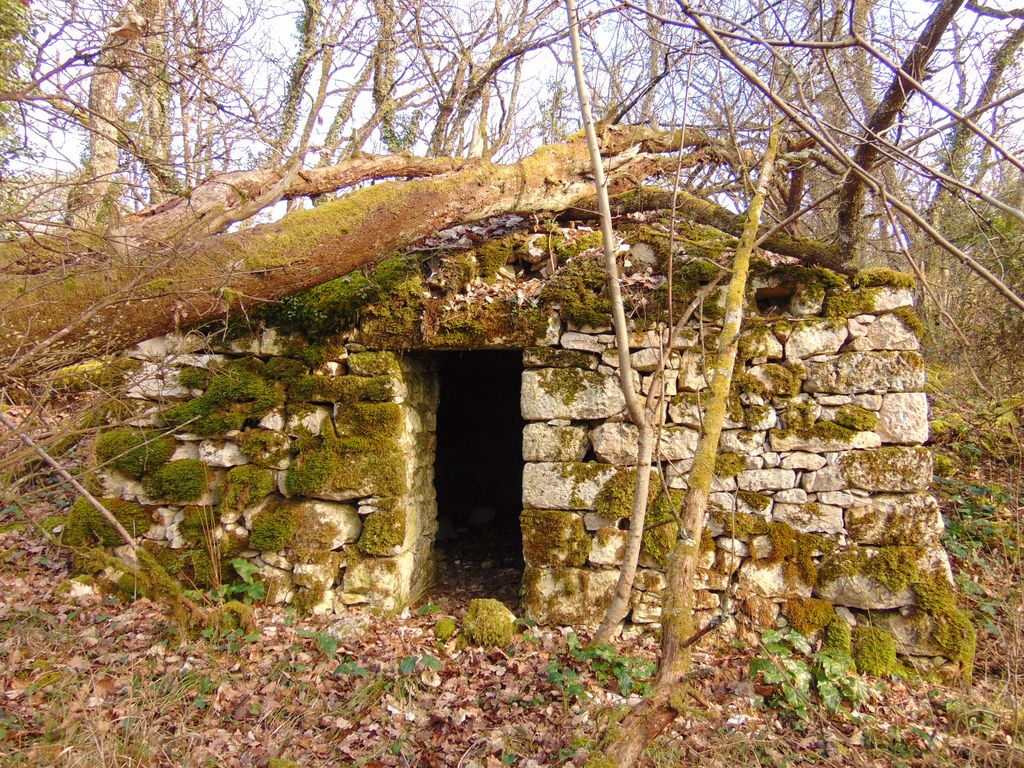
3,129 -> 727,374
592,125 -> 781,768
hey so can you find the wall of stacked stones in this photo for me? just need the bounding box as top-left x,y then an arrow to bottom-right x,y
516,273 -> 963,669
70,263 -> 967,667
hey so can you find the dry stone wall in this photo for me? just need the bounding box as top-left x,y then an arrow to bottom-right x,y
69,254 -> 971,671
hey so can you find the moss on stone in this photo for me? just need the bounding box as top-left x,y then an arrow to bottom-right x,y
823,617 -> 853,656
236,429 -> 289,468
348,351 -> 402,377
774,419 -> 861,445
94,429 -> 175,479
358,508 -> 406,555
891,306 -> 925,338
64,497 -> 152,548
834,404 -> 879,432
220,465 -> 275,518
263,356 -> 309,383
435,616 -> 458,642
839,446 -> 931,491
857,268 -> 915,291
179,506 -> 217,546
911,575 -> 977,673
292,585 -> 326,615
284,445 -> 336,496
141,459 -> 207,503
727,511 -> 833,584
823,288 -> 880,318
461,598 -> 517,648
819,546 -> 923,594
162,360 -> 285,436
852,626 -> 902,676
521,509 -> 591,566
738,490 -> 771,513
643,491 -> 682,567
785,597 -> 836,636
538,253 -> 612,327
536,366 -> 590,406
251,503 -> 298,551
714,452 -> 746,478
593,469 -> 639,520
474,234 -> 525,279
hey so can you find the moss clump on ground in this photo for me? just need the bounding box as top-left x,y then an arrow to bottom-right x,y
593,469 -> 639,520
852,627 -> 902,676
538,253 -> 612,327
435,617 -> 458,642
823,616 -> 852,655
162,360 -> 285,435
857,268 -> 915,291
250,503 -> 298,551
714,452 -> 746,478
520,509 -> 591,566
834,404 -> 879,432
220,465 -> 275,518
642,490 -> 682,567
95,429 -> 175,479
141,459 -> 208,502
64,497 -> 152,547
461,598 -> 517,648
358,508 -> 406,555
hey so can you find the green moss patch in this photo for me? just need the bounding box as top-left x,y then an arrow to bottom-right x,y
714,452 -> 746,478
852,627 -> 902,676
251,503 -> 299,551
593,469 -> 639,520
538,253 -> 612,327
94,429 -> 175,479
642,490 -> 682,567
435,617 -> 458,642
64,497 -> 152,548
358,508 -> 406,555
141,459 -> 208,502
162,360 -> 285,436
833,405 -> 879,432
220,465 -> 275,518
857,268 -> 915,291
520,510 -> 591,566
784,597 -> 836,636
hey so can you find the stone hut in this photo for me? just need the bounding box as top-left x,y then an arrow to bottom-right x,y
68,212 -> 974,673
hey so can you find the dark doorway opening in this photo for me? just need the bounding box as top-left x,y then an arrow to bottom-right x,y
433,350 -> 524,607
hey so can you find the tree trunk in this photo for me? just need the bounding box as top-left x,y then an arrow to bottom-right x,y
593,125 -> 781,768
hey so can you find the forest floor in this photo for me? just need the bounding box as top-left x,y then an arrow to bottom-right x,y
0,420 -> 1022,766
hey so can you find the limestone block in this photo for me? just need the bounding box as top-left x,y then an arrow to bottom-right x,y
781,452 -> 827,471
522,424 -> 589,462
738,561 -> 812,599
814,546 -> 941,609
840,446 -> 932,492
868,609 -> 956,657
258,409 -> 286,431
584,512 -> 618,530
802,461 -> 845,492
522,462 -> 618,510
773,502 -> 844,534
631,591 -> 662,623
310,588 -> 336,616
719,429 -> 765,454
542,314 -> 562,345
762,452 -> 781,469
342,551 -> 415,612
741,327 -> 784,361
292,554 -> 344,590
521,369 -> 625,420
559,332 -> 607,353
96,471 -> 146,500
522,347 -> 598,370
853,393 -> 883,410
847,315 -> 873,339
125,362 -> 191,400
589,528 -> 627,565
746,406 -> 778,431
589,422 -> 697,465
170,442 -> 200,461
522,566 -> 618,625
803,351 -> 925,394
260,565 -> 294,605
743,595 -> 781,629
677,351 -> 708,391
846,313 -> 919,352
816,395 -> 854,406
872,287 -> 915,311
289,499 -> 362,548
737,468 -> 796,492
877,392 -> 929,444
289,406 -> 331,436
198,440 -> 248,468
785,319 -> 848,360
717,537 -> 749,557
263,552 -> 291,569
521,510 -> 591,566
769,428 -> 880,453
846,493 -> 944,546
817,491 -> 857,506
774,488 -> 808,504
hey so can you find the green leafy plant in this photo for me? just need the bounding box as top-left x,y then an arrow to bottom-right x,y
547,632 -> 655,703
223,558 -> 265,604
750,628 -> 869,724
